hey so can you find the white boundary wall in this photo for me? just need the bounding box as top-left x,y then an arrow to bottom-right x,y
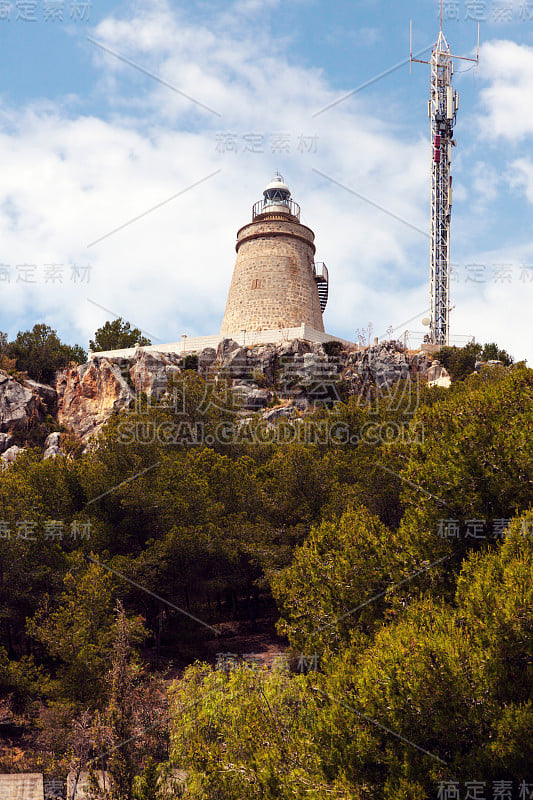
0,773 -> 44,799
89,324 -> 354,360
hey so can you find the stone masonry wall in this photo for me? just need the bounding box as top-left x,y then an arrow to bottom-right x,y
220,214 -> 325,335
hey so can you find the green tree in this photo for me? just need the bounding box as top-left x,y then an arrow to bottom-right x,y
271,505 -> 408,655
169,664 -> 326,800
0,646 -> 47,709
318,514 -> 533,797
0,330 -> 15,371
8,324 -> 86,382
436,341 -> 514,381
481,341 -> 513,365
90,318 -> 151,352
435,341 -> 482,381
132,758 -> 159,800
107,601 -> 135,800
27,554 -> 119,704
168,516 -> 533,799
396,366 -> 533,575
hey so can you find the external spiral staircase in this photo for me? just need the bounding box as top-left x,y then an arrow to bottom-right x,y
313,262 -> 329,313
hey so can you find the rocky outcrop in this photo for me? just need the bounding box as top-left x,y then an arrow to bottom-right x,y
55,350 -> 189,440
127,350 -> 182,397
55,359 -> 134,440
230,384 -> 272,411
23,379 -> 57,415
263,406 -> 296,422
345,341 -> 413,389
0,338 -> 476,455
216,340 -> 250,380
209,339 -> 428,395
43,432 -> 62,459
0,371 -> 36,431
213,338 -> 332,383
48,339 -> 433,442
474,360 -> 503,373
198,347 -> 217,373
1,444 -> 24,467
427,359 -> 451,388
202,338 -> 431,412
0,433 -> 14,453
0,371 -> 51,432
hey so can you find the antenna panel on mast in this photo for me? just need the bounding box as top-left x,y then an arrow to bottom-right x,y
446,86 -> 454,119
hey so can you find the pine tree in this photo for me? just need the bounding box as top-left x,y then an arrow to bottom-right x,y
107,601 -> 135,800
133,757 -> 159,800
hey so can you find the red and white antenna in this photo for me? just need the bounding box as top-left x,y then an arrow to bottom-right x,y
411,4 -> 479,346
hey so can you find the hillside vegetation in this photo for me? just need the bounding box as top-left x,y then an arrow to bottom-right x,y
1,357 -> 532,799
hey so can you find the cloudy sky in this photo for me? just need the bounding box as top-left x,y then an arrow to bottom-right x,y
0,0 -> 532,361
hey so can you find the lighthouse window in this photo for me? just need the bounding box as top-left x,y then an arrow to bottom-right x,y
251,279 -> 262,289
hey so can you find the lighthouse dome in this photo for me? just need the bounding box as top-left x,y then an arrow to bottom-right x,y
263,173 -> 291,197
261,172 -> 293,216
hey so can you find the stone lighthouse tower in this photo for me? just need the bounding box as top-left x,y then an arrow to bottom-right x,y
220,174 -> 328,337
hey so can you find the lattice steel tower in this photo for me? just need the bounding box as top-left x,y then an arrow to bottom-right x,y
411,6 -> 478,345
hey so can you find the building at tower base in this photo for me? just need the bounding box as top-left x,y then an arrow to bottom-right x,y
89,323 -> 351,361
90,176 -> 350,361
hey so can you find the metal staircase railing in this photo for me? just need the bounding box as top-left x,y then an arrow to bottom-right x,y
313,262 -> 329,313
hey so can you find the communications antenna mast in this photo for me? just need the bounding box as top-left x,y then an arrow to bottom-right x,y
411,3 -> 479,346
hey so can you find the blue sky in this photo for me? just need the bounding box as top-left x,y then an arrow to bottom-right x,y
1,0 -> 532,361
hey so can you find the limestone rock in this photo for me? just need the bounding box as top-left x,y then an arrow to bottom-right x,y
277,351 -> 335,389
291,396 -> 312,413
263,406 -> 296,422
254,344 -> 278,384
229,383 -> 271,410
0,371 -> 40,432
310,342 -> 327,356
278,339 -> 312,358
0,432 -> 13,453
349,342 -> 411,388
44,431 -> 61,448
300,351 -> 333,378
1,444 -> 24,467
217,338 -> 241,360
230,382 -> 255,401
427,359 -> 451,387
127,350 -> 181,397
48,339 -> 437,443
409,352 -> 430,378
474,360 -> 503,373
23,379 -> 57,414
245,388 -> 271,410
220,346 -> 249,379
43,431 -> 62,459
55,359 -> 133,440
198,347 -> 217,372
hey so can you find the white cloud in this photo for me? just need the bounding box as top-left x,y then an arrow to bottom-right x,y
325,26 -> 382,48
509,157 -> 533,202
470,160 -> 502,205
231,0 -> 282,15
478,40 -> 533,142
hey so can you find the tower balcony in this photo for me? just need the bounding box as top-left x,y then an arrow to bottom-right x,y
252,198 -> 301,221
